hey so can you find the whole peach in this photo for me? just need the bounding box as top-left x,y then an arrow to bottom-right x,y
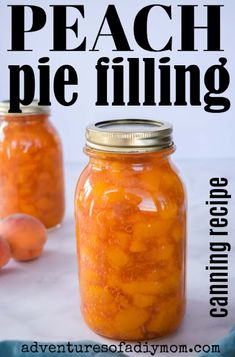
0,236 -> 11,268
0,214 -> 47,261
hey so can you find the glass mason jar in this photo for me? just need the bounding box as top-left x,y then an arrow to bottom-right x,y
75,119 -> 186,340
0,101 -> 65,228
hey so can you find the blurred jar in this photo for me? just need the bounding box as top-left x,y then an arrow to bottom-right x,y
75,119 -> 186,340
0,101 -> 65,228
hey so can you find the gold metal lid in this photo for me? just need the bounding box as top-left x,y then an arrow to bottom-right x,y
0,100 -> 50,116
86,119 -> 173,153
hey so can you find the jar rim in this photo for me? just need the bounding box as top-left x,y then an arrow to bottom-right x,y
0,100 -> 50,116
86,119 -> 173,154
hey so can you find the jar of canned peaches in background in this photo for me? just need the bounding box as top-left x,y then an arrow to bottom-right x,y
75,119 -> 187,340
0,101 -> 65,228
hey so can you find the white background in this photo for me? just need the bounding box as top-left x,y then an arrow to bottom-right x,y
0,0 -> 234,162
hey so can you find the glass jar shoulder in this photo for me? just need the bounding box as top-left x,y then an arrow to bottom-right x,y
0,116 -> 62,153
75,159 -> 186,216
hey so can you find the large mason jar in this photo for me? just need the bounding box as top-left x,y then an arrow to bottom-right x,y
0,101 -> 65,228
75,119 -> 186,340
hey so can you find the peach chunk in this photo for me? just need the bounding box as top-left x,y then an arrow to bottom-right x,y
107,247 -> 129,268
85,285 -> 113,304
0,214 -> 47,261
133,294 -> 155,308
114,232 -> 130,250
147,298 -> 183,334
114,307 -> 149,332
0,236 -> 11,269
122,281 -> 161,295
129,236 -> 147,252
